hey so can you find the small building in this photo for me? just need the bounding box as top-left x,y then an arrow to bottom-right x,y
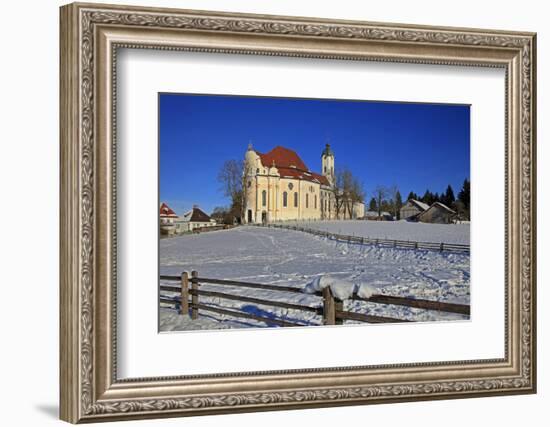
364,210 -> 393,221
159,202 -> 178,236
177,205 -> 217,233
418,202 -> 456,224
400,199 -> 430,221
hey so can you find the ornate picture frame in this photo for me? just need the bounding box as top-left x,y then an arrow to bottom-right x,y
60,2 -> 536,423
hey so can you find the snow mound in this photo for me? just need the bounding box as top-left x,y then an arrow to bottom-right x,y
304,275 -> 378,301
356,283 -> 378,299
303,275 -> 355,299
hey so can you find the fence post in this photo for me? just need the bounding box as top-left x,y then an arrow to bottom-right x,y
180,271 -> 189,316
335,299 -> 344,325
191,270 -> 199,320
440,242 -> 444,252
322,286 -> 336,325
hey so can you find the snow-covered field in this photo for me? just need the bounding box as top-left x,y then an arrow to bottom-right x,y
282,220 -> 470,245
160,226 -> 470,331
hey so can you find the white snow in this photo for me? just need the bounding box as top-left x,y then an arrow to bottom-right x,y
160,226 -> 470,331
409,199 -> 430,211
160,310 -> 249,331
282,219 -> 470,245
303,275 -> 358,300
356,283 -> 378,299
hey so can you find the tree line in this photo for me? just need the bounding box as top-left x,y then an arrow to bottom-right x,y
368,179 -> 470,220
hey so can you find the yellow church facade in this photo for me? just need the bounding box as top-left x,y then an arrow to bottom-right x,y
243,144 -> 351,224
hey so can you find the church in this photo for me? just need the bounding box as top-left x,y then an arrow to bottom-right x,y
243,143 -> 364,224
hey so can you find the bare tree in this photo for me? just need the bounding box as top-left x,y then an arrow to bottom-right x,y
334,167 -> 365,219
217,159 -> 244,221
349,175 -> 365,218
387,185 -> 402,219
211,206 -> 234,225
372,185 -> 389,219
331,172 -> 346,219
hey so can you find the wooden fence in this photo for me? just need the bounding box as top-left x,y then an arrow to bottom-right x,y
255,223 -> 470,254
191,224 -> 233,234
160,271 -> 470,327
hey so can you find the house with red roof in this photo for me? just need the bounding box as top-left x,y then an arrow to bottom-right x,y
160,203 -> 217,235
159,202 -> 178,235
243,143 -> 364,223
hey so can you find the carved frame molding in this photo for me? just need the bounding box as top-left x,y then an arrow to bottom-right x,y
60,2 -> 536,423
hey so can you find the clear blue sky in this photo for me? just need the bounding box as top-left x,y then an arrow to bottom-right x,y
159,93 -> 470,215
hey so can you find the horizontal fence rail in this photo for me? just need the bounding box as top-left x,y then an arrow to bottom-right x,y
335,310 -> 412,324
189,288 -> 321,313
351,294 -> 470,315
254,223 -> 470,254
159,271 -> 470,327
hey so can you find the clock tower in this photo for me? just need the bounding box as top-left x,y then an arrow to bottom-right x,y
321,143 -> 335,186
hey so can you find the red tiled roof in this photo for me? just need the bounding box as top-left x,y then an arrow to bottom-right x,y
311,172 -> 330,186
256,146 -> 307,170
255,146 -> 330,186
159,202 -> 178,217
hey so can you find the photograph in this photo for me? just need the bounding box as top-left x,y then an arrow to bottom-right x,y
158,93 -> 471,331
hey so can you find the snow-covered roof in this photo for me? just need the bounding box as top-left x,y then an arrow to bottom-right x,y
408,199 -> 430,211
429,202 -> 456,214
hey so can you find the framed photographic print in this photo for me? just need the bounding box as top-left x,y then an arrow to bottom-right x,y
60,2 -> 537,423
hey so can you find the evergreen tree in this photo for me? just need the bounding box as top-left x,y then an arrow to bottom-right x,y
395,190 -> 403,220
368,197 -> 377,212
457,179 -> 471,220
442,184 -> 455,207
407,191 -> 419,201
457,179 -> 470,209
422,190 -> 435,205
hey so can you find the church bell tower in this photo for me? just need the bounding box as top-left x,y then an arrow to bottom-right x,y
321,143 -> 335,186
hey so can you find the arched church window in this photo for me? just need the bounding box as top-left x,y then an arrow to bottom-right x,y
294,192 -> 298,207
262,190 -> 266,207
283,192 -> 288,207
